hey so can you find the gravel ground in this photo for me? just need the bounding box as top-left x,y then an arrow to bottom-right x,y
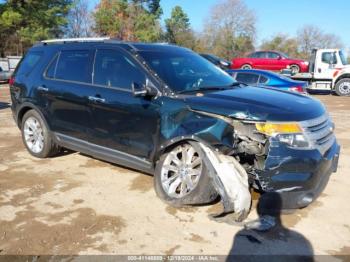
0,84 -> 349,258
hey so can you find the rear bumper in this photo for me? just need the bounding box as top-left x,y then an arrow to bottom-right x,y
256,140 -> 340,209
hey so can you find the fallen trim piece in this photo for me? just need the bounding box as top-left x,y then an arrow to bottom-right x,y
200,144 -> 251,223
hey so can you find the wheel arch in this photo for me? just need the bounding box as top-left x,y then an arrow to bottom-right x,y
334,74 -> 350,86
155,136 -> 217,163
241,63 -> 253,69
17,103 -> 51,130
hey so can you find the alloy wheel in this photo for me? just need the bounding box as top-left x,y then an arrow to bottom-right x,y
161,144 -> 202,198
23,116 -> 44,154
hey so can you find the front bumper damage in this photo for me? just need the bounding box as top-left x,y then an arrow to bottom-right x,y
255,139 -> 340,209
198,137 -> 339,224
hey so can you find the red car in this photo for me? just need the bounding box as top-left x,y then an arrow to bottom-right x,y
231,51 -> 309,74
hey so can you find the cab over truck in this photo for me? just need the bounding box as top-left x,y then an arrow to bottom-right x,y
291,49 -> 350,96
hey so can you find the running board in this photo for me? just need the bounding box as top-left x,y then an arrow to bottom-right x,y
54,133 -> 154,174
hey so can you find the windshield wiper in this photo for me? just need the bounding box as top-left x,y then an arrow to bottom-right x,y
178,82 -> 241,94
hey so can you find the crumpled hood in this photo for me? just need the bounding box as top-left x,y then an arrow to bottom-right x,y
184,87 -> 326,122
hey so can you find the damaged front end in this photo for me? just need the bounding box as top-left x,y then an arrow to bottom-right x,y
157,94 -> 340,222
208,112 -> 341,212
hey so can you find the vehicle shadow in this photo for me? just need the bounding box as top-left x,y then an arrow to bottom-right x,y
0,101 -> 10,110
227,192 -> 314,262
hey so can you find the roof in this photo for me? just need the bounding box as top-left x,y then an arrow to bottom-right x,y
227,69 -> 277,75
35,37 -> 188,52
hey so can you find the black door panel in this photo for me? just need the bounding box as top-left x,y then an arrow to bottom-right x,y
89,48 -> 161,160
42,49 -> 95,141
90,88 -> 160,159
43,80 -> 95,140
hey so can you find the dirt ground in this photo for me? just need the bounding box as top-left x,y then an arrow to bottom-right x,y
0,84 -> 349,258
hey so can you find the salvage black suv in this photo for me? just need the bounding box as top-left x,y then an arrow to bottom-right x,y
10,39 -> 340,221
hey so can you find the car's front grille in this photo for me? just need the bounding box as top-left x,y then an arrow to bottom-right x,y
300,114 -> 335,155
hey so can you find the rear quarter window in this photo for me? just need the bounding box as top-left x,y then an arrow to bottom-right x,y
16,52 -> 43,76
259,75 -> 269,84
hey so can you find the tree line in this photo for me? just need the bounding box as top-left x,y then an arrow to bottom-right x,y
0,0 -> 346,61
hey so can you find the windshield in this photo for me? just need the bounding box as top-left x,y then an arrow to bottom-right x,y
138,50 -> 236,93
339,50 -> 348,65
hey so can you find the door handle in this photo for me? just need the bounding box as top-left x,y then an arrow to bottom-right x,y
88,96 -> 106,103
37,86 -> 49,92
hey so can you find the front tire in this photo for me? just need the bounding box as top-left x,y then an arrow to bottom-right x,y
154,142 -> 217,207
21,109 -> 60,158
335,78 -> 350,96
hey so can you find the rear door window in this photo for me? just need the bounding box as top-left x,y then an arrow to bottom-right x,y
248,52 -> 260,58
236,73 -> 260,85
16,52 -> 43,76
93,49 -> 145,90
55,50 -> 93,83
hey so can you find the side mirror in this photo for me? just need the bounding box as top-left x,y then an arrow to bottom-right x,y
277,56 -> 282,60
132,79 -> 158,97
220,60 -> 230,67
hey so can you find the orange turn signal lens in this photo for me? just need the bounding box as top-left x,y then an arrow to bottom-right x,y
255,123 -> 302,136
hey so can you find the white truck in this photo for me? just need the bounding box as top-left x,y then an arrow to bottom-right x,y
290,49 -> 350,96
0,56 -> 21,82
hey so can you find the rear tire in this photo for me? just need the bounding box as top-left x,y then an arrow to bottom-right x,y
21,109 -> 60,158
241,64 -> 252,70
154,141 -> 217,207
290,64 -> 300,74
335,78 -> 350,96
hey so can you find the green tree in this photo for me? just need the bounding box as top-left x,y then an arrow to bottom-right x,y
165,6 -> 195,48
260,34 -> 300,58
0,0 -> 72,56
93,0 -> 162,42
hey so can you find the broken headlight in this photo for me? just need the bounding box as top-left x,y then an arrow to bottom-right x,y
255,122 -> 310,148
277,133 -> 309,148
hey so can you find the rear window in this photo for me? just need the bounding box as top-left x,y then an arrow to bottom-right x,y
236,73 -> 260,85
16,52 -> 43,76
55,50 -> 93,83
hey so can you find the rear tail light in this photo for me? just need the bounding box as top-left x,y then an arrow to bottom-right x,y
289,86 -> 304,93
9,76 -> 15,86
